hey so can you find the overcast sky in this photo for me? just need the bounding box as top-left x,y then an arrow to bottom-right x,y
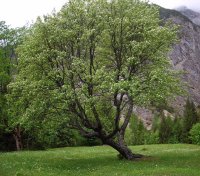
0,0 -> 200,28
0,0 -> 66,28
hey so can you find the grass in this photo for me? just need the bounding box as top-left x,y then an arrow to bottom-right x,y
0,144 -> 200,176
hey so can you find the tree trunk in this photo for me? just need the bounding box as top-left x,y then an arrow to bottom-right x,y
13,126 -> 23,151
105,138 -> 143,160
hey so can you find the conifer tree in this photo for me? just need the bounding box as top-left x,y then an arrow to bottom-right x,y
182,98 -> 198,142
159,116 -> 173,143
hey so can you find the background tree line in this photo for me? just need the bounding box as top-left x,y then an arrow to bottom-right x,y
125,98 -> 200,146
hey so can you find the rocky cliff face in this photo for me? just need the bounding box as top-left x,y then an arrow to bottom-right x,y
135,7 -> 200,127
160,7 -> 200,105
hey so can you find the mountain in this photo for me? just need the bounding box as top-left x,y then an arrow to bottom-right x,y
176,6 -> 200,26
136,7 -> 200,127
160,7 -> 200,106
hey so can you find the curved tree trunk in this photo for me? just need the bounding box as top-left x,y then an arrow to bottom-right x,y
102,98 -> 143,160
105,138 -> 143,160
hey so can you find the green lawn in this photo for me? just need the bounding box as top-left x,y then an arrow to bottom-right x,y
0,144 -> 200,176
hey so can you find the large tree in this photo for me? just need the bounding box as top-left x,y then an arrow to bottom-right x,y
9,0 -> 182,159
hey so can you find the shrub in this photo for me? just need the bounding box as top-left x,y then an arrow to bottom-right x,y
129,115 -> 147,145
189,123 -> 200,145
144,131 -> 159,144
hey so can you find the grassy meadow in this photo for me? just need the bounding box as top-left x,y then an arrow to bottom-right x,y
0,144 -> 200,176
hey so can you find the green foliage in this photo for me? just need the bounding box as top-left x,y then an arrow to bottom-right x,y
13,1 -> 181,111
171,117 -> 183,143
0,21 -> 11,113
158,116 -> 171,143
124,126 -> 132,145
0,21 -> 15,150
144,131 -> 159,144
182,98 -> 199,142
22,121 -> 79,149
158,116 -> 183,144
151,114 -> 161,132
189,123 -> 200,145
0,21 -> 28,151
128,115 -> 147,145
125,115 -> 159,145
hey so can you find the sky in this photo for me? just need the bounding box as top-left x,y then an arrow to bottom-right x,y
0,0 -> 200,28
0,0 -> 67,28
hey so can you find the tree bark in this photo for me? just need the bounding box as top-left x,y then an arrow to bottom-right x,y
101,97 -> 143,160
13,126 -> 23,151
104,138 -> 143,160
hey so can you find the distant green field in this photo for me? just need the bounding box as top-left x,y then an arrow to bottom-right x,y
0,144 -> 200,176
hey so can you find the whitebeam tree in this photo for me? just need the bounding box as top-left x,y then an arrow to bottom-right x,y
9,0 -> 182,159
